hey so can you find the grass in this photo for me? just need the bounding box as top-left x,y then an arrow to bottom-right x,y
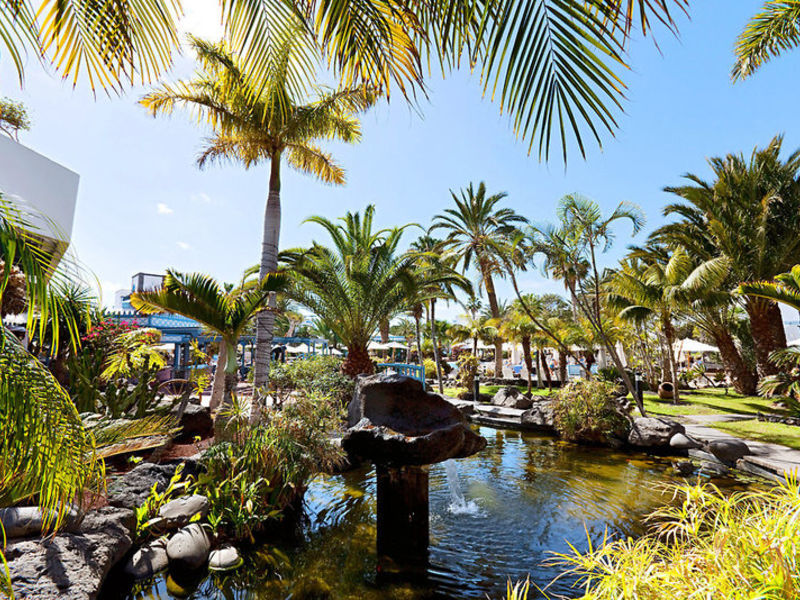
441,384 -> 554,398
712,420 -> 800,451
642,388 -> 780,417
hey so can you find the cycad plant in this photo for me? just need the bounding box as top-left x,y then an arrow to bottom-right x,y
141,35 -> 375,398
131,270 -> 286,414
661,136 -> 800,376
284,206 -> 431,377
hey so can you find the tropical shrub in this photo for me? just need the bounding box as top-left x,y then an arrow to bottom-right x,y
551,380 -> 629,445
423,358 -> 437,380
134,464 -> 194,541
198,393 -> 343,542
553,478 -> 800,599
457,354 -> 479,392
268,356 -> 355,407
758,347 -> 800,416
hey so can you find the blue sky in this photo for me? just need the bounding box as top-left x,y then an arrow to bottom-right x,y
2,1 -> 799,320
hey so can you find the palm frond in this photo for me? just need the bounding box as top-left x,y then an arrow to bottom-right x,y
733,0 -> 800,81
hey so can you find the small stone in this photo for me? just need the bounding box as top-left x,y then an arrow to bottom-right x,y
125,538 -> 169,579
208,545 -> 243,572
669,432 -> 702,450
673,461 -> 695,476
158,494 -> 209,529
707,438 -> 751,464
166,523 -> 211,571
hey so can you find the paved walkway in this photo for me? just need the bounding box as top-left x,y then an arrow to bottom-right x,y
677,413 -> 800,481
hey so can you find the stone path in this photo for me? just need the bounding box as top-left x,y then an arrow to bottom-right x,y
678,414 -> 800,482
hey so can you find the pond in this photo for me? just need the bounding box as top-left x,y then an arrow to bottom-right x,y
104,426 -> 751,600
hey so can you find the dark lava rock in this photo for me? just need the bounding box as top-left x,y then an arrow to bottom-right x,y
521,401 -> 556,430
166,523 -> 211,571
6,506 -> 134,600
343,373 -> 486,466
707,438 -> 751,464
173,403 -> 213,440
492,387 -> 533,410
628,417 -> 685,448
673,460 -> 695,476
108,463 -> 176,509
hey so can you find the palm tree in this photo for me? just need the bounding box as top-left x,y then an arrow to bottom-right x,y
283,206 -> 422,377
608,249 -> 691,402
660,136 -> 800,376
408,234 -> 472,393
432,182 -> 528,377
141,36 -> 375,403
130,269 -> 286,414
448,315 -> 498,358
740,265 -> 800,312
733,1 -> 800,80
530,194 -> 646,412
497,307 -> 539,394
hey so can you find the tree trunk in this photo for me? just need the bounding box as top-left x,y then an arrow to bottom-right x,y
663,316 -> 680,404
535,350 -> 543,388
712,327 -> 757,395
413,305 -> 423,367
252,155 -> 282,421
746,297 -> 786,376
379,318 -> 390,344
481,267 -> 504,377
209,343 -> 227,412
521,336 -> 533,395
342,345 -> 374,378
429,299 -> 444,394
558,348 -> 567,385
540,349 -> 553,391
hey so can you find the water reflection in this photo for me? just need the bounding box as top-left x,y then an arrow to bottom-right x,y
107,427 -> 750,600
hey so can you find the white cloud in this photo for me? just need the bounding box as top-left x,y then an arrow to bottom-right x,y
191,192 -> 213,204
157,203 -> 174,215
176,241 -> 191,250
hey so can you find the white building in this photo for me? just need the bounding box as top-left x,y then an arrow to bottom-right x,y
0,136 -> 79,270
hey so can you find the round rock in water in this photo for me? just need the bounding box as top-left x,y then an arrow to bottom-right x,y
208,545 -> 243,572
158,494 -> 210,529
628,417 -> 684,448
669,432 -> 702,450
166,523 -> 211,571
708,438 -> 751,464
125,537 -> 169,579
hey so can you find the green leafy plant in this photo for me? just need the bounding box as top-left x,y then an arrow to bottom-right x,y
134,464 -> 193,541
552,379 -> 630,445
198,393 -> 343,542
552,478 -> 800,599
758,347 -> 800,416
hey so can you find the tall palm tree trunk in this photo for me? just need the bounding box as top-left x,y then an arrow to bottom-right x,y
663,316 -> 681,404
746,297 -> 786,376
557,348 -> 567,385
428,299 -> 445,394
252,157 -> 281,421
521,336 -> 533,395
482,268 -> 504,377
413,304 -> 424,367
711,327 -> 757,395
209,343 -> 227,412
540,348 -> 553,391
535,350 -> 544,388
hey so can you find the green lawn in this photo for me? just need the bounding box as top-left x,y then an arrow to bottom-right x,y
712,420 -> 800,451
642,388 -> 781,418
442,385 -> 553,398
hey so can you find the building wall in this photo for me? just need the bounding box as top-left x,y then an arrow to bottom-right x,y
0,136 -> 79,268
